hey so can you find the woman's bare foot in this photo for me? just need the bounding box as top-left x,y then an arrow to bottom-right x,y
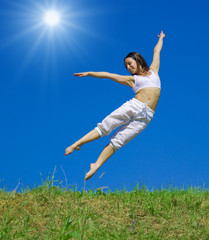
85,163 -> 99,181
65,143 -> 81,155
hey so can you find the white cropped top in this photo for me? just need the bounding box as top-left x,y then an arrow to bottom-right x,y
132,70 -> 161,93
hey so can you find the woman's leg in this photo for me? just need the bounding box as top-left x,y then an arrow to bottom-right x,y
65,100 -> 133,156
85,143 -> 115,180
85,117 -> 150,180
65,129 -> 101,155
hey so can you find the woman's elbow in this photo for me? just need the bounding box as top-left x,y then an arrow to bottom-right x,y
154,47 -> 160,53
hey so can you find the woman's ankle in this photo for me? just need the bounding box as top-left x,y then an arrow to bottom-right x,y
93,162 -> 101,170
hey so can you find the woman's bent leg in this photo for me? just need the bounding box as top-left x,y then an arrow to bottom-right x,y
110,119 -> 148,151
96,99 -> 137,136
85,144 -> 115,180
65,129 -> 101,155
65,98 -> 138,156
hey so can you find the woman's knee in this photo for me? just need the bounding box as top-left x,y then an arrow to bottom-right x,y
95,120 -> 115,136
109,122 -> 146,150
95,125 -> 112,136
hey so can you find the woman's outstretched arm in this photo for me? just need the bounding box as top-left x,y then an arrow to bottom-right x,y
150,31 -> 166,74
74,72 -> 134,87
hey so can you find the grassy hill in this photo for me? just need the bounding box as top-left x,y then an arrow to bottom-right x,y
0,180 -> 209,239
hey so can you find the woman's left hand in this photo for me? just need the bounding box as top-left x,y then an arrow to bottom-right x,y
157,31 -> 165,39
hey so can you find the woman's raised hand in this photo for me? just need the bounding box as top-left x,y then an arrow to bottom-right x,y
74,72 -> 89,77
157,31 -> 165,39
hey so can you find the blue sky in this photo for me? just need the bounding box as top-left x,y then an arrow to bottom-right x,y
0,0 -> 209,191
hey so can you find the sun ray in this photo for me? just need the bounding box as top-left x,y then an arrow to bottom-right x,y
18,28 -> 48,71
55,25 -> 94,64
0,22 -> 44,50
62,20 -> 106,42
1,0 -> 108,83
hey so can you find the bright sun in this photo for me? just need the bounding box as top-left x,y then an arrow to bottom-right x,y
44,10 -> 60,26
6,1 -> 97,69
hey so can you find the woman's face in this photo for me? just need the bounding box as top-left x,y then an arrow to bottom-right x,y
124,57 -> 138,75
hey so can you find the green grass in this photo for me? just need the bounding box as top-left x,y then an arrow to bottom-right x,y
0,180 -> 209,240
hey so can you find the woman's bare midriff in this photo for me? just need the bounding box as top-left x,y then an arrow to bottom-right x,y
134,87 -> 161,111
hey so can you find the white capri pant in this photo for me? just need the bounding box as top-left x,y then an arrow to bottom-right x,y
95,98 -> 155,151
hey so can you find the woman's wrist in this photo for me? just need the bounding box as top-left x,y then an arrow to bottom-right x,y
88,72 -> 93,77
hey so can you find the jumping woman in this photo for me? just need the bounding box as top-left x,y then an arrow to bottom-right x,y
65,31 -> 165,180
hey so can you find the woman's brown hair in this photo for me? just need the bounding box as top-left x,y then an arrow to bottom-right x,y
124,52 -> 150,75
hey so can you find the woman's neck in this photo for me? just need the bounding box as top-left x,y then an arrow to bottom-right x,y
137,69 -> 151,76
